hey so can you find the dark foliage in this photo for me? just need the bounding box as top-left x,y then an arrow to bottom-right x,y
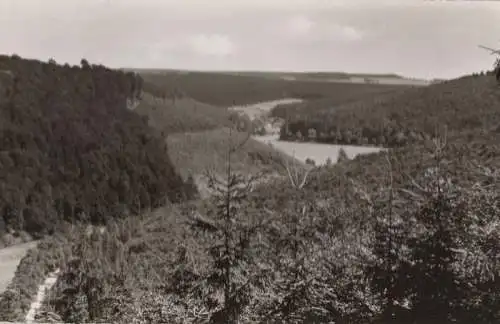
278,75 -> 500,147
0,54 -> 193,236
140,71 -> 410,107
30,132 -> 500,323
270,90 -> 400,120
4,66 -> 500,323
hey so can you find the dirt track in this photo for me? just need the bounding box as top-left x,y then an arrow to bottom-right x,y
0,241 -> 38,293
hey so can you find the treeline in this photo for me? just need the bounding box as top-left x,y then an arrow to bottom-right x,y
0,54 -> 195,238
139,71 -> 409,107
279,74 -> 500,147
270,90 -> 400,120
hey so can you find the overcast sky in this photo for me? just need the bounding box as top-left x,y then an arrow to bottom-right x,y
1,0 -> 499,79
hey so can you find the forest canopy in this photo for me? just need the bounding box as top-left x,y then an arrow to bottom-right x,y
0,55 -> 193,237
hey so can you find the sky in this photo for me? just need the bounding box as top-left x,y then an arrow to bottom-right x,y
1,0 -> 499,80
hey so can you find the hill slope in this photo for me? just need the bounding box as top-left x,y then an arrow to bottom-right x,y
21,131 -> 500,323
270,90 -> 399,120
140,71 -> 412,107
166,128 -> 296,175
280,74 -> 500,147
0,55 -> 192,238
134,92 -> 231,134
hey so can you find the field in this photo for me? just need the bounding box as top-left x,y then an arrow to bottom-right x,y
253,134 -> 383,165
1,55 -> 500,323
132,92 -> 303,194
166,128 -> 299,196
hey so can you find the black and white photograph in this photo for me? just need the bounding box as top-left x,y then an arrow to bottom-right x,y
0,0 -> 499,323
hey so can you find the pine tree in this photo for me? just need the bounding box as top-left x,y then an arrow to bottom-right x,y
192,128 -> 269,323
337,147 -> 349,163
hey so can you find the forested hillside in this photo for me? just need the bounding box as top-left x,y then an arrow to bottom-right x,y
2,56 -> 499,323
270,91 -> 398,120
0,55 -> 193,238
140,71 -> 410,107
279,74 -> 500,147
134,92 -> 232,134
19,128 -> 500,324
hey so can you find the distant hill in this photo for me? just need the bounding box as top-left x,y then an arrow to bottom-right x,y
123,68 -> 408,80
270,89 -> 402,120
279,74 -> 500,147
0,55 -> 193,237
137,71 -> 412,107
122,68 -> 430,86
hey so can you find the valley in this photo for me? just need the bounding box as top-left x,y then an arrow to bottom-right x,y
2,1 -> 500,322
226,98 -> 385,165
0,54 -> 499,324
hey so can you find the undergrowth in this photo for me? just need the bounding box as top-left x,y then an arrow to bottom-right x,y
0,237 -> 64,321
33,127 -> 500,323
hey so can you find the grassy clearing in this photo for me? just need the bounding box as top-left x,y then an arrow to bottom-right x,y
165,128 -> 300,196
133,91 -> 300,196
253,134 -> 384,166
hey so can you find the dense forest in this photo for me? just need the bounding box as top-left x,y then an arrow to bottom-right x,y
9,127 -> 498,324
277,74 -> 500,147
1,56 -> 499,323
0,55 -> 195,238
139,71 -> 409,107
270,91 -> 398,120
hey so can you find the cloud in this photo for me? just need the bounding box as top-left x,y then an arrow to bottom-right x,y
1,0 -> 499,78
186,33 -> 236,57
326,24 -> 364,41
286,15 -> 315,36
145,41 -> 181,62
283,15 -> 364,43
